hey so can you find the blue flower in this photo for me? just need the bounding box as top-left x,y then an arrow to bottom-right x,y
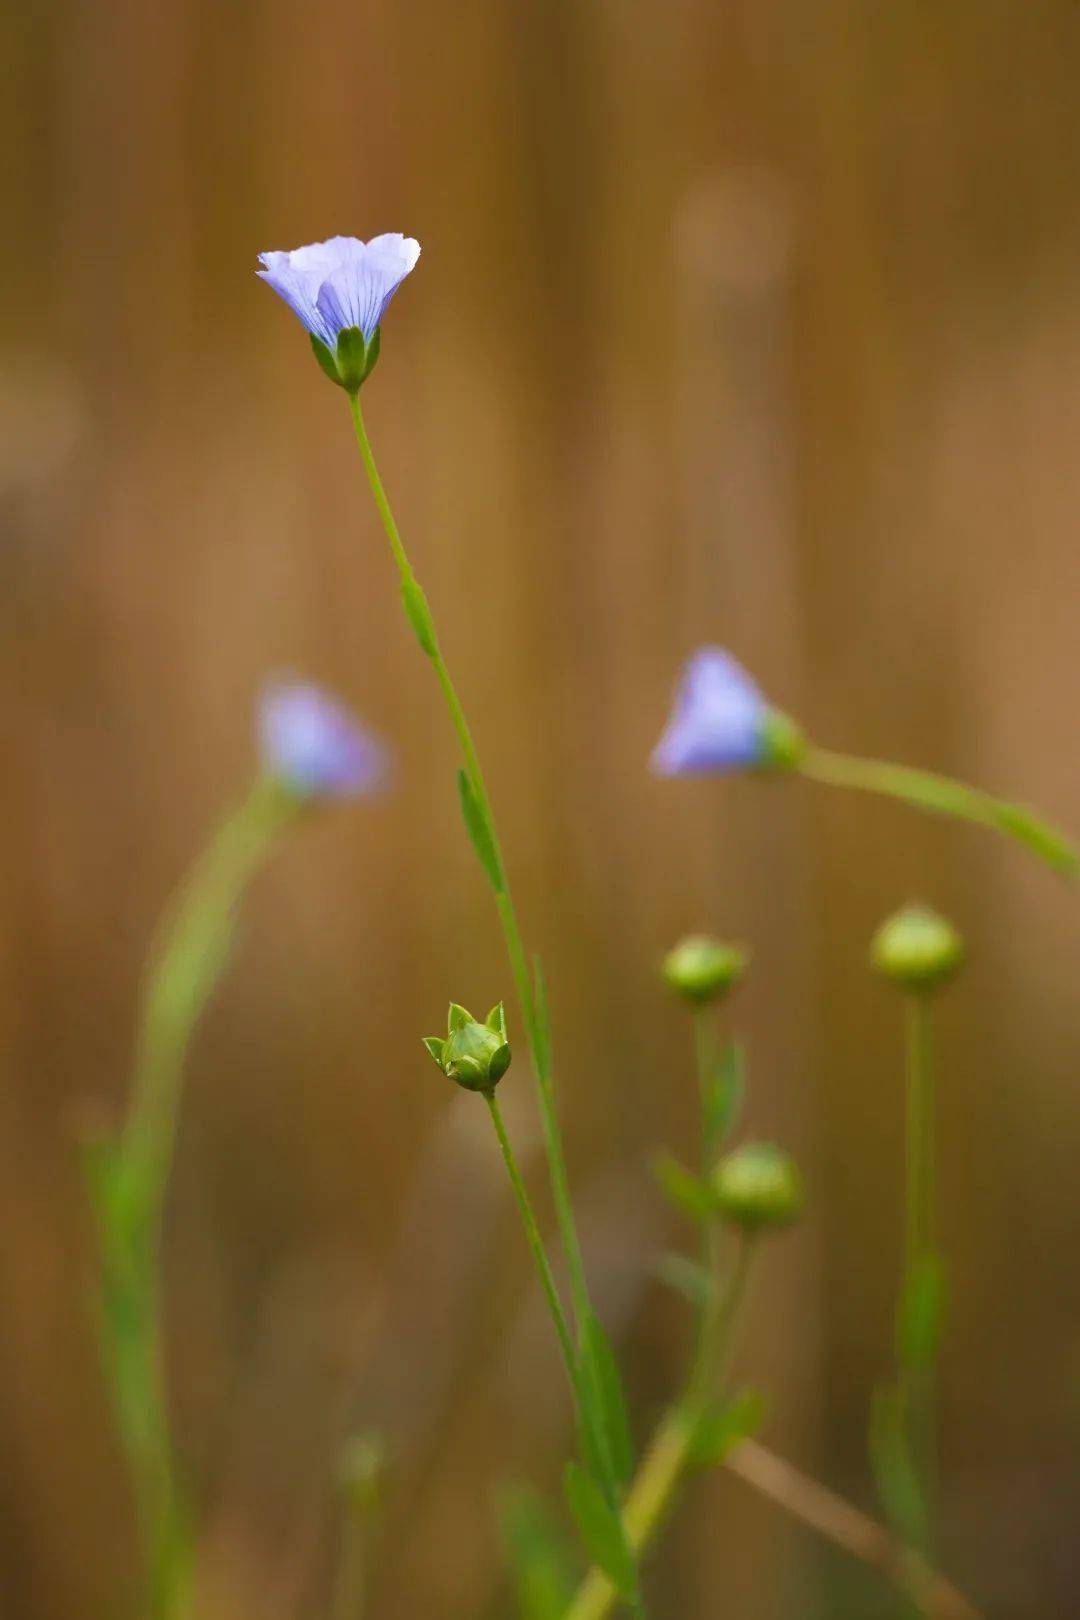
257,234 -> 421,347
651,648 -> 773,776
259,681 -> 388,800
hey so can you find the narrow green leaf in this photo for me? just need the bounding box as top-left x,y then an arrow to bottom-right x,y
334,326 -> 369,392
457,769 -> 505,892
400,573 -> 438,657
652,1152 -> 715,1222
498,1485 -> 578,1620
897,1254 -> 946,1370
687,1388 -> 767,1469
655,1253 -> 714,1309
579,1313 -> 635,1490
563,1463 -> 635,1599
704,1040 -> 745,1154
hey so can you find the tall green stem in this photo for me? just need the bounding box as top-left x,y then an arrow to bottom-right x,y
800,745 -> 1078,879
689,1012 -> 722,1402
903,993 -> 937,1546
346,396 -> 594,1363
565,1239 -> 755,1620
93,780 -> 294,1619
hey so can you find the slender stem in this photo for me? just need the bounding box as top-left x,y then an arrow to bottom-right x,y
903,993 -> 937,1545
566,1238 -> 755,1620
331,1485 -> 381,1620
799,745 -> 1078,880
565,1410 -> 690,1620
102,779 -> 294,1618
346,397 -> 595,1381
689,1012 -> 720,1401
724,1441 -> 982,1620
484,1093 -> 577,1383
125,780 -> 293,1204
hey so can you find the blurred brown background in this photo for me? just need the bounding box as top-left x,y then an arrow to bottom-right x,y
2,1 -> 1079,1616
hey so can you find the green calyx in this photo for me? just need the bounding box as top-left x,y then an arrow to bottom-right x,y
757,708 -> 806,773
310,325 -> 382,393
422,1001 -> 512,1093
662,935 -> 749,1005
712,1142 -> 803,1231
870,903 -> 964,994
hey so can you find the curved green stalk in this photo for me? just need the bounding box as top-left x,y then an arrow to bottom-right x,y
345,397 -> 598,1400
565,1241 -> 755,1620
92,779 -> 296,1619
800,745 -> 1078,879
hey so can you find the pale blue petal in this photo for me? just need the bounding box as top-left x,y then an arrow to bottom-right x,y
316,235 -> 421,340
257,252 -> 337,345
259,681 -> 388,799
258,234 -> 421,345
651,648 -> 768,776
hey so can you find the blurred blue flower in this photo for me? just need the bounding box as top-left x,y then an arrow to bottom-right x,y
257,234 -> 420,347
259,681 -> 387,800
651,648 -> 768,776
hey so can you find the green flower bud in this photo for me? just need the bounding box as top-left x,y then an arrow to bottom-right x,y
422,1002 -> 511,1093
712,1143 -> 803,1232
662,935 -> 749,1005
870,903 -> 964,993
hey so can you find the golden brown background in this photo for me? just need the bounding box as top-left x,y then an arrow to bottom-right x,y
2,2 -> 1079,1616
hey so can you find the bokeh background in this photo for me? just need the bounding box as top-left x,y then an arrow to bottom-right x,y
3,2 -> 1080,1616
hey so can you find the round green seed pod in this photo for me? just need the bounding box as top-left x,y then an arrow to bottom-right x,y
870,904 -> 964,993
662,935 -> 749,1005
712,1142 -> 803,1231
441,1020 -> 511,1091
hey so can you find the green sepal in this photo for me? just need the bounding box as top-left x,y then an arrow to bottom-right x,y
310,334 -> 345,387
652,1151 -> 715,1222
363,324 -> 381,378
421,1036 -> 446,1069
686,1388 -> 767,1470
757,708 -> 805,772
451,1056 -> 485,1088
334,326 -> 371,392
486,1001 -> 508,1038
562,1462 -> 636,1600
447,1003 -> 473,1032
490,1044 -> 512,1081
